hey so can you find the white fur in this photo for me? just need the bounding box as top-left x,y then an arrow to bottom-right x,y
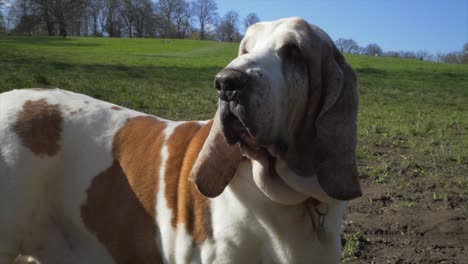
157,124 -> 177,263
0,88 -> 346,264
1,17 -> 350,264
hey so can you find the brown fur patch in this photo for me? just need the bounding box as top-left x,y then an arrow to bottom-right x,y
111,106 -> 123,111
165,121 -> 214,244
13,99 -> 62,157
81,116 -> 166,263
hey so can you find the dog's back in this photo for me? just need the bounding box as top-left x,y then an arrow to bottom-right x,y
0,89 -> 219,263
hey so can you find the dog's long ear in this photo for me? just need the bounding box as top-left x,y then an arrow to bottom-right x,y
285,22 -> 361,200
189,111 -> 242,198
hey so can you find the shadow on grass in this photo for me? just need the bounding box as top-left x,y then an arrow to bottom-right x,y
355,67 -> 387,76
7,54 -> 223,81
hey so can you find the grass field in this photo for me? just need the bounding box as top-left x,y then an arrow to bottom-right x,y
1,36 -> 467,263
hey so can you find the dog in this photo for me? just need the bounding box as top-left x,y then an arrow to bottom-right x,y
0,17 -> 361,263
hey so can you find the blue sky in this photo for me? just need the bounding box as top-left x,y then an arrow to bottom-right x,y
217,0 -> 468,54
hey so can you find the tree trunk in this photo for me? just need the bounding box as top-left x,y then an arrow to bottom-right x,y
43,8 -> 54,36
129,21 -> 132,38
93,15 -> 98,36
200,22 -> 205,39
58,16 -> 67,38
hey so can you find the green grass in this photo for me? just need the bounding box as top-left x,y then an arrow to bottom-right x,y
0,36 -> 238,119
348,53 -> 468,195
0,35 -> 467,195
1,35 -> 468,263
342,229 -> 365,261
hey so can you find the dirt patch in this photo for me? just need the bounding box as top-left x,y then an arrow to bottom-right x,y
342,143 -> 468,263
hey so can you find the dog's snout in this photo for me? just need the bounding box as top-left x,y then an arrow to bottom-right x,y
215,69 -> 249,102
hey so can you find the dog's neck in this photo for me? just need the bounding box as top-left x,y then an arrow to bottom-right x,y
209,159 -> 346,263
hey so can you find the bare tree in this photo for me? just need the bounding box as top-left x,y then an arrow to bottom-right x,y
87,0 -> 104,36
415,50 -> 434,61
216,10 -> 239,41
399,51 -> 417,59
27,0 -> 87,37
243,12 -> 258,30
0,0 -> 5,32
440,52 -> 461,64
385,51 -> 400,58
34,0 -> 55,35
173,0 -> 191,38
365,43 -> 383,56
5,3 -> 16,32
193,0 -> 216,40
438,43 -> 468,64
103,0 -> 122,37
461,42 -> 468,64
156,0 -> 179,37
133,0 -> 153,37
335,38 -> 360,54
9,0 -> 41,34
119,0 -> 145,38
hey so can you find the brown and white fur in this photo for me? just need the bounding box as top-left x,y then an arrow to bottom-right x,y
0,17 -> 361,264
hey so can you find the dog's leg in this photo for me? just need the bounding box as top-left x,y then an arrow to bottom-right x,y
0,161 -> 23,264
0,148 -> 59,264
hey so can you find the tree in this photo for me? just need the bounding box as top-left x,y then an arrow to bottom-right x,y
335,38 -> 360,54
243,12 -> 258,30
156,0 -> 179,37
415,50 -> 433,61
438,45 -> 467,64
5,3 -> 15,33
33,0 -> 55,35
172,0 -> 191,38
193,0 -> 216,40
26,0 -> 87,37
440,52 -> 460,64
10,0 -> 41,35
119,0 -> 149,38
365,43 -> 383,56
399,51 -> 416,59
217,10 -> 239,41
86,0 -> 104,36
133,0 -> 154,38
0,0 -> 5,32
385,51 -> 400,58
460,42 -> 468,64
103,0 -> 122,37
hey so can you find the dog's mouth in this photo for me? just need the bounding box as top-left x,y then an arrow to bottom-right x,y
218,103 -> 324,205
219,102 -> 289,161
220,109 -> 255,146
221,105 -> 286,170
219,103 -> 267,155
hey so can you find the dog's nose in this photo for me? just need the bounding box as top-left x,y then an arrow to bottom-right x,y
214,69 -> 248,102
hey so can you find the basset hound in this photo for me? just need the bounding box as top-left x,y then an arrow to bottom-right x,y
0,17 -> 361,264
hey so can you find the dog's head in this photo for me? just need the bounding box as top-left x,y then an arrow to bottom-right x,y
190,17 -> 361,203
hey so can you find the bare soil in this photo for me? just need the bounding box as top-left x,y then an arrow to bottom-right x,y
342,146 -> 467,263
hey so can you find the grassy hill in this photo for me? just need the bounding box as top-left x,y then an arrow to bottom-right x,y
0,36 -> 238,119
1,36 -> 467,262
